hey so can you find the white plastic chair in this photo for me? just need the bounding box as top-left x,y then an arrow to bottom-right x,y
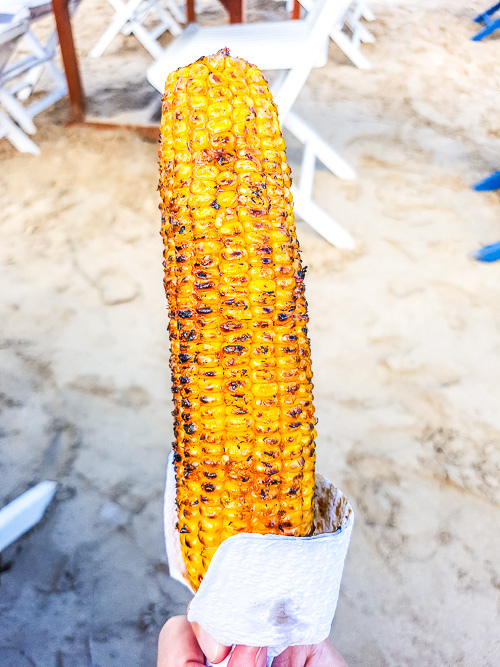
0,0 -> 70,155
147,0 -> 356,249
296,0 -> 375,70
90,0 -> 184,60
0,17 -> 40,153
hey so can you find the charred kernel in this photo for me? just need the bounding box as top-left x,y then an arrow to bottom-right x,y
202,483 -> 215,492
223,345 -> 245,355
180,525 -> 190,533
179,353 -> 191,363
184,423 -> 197,435
178,309 -> 193,318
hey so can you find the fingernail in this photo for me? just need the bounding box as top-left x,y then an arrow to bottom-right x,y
198,626 -> 223,663
255,647 -> 267,667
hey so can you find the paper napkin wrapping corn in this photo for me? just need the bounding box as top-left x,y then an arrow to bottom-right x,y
164,452 -> 354,662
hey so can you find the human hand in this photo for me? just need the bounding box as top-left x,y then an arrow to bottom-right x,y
157,615 -> 347,667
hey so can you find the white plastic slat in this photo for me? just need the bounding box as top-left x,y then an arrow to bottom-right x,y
147,21 -> 320,91
292,185 -> 355,249
0,481 -> 57,552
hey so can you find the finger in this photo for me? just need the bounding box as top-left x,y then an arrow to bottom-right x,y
157,615 -> 205,667
272,645 -> 308,667
309,639 -> 347,667
228,645 -> 267,667
191,622 -> 232,665
273,640 -> 347,667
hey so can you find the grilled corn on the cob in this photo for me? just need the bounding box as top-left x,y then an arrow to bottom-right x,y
159,50 -> 316,590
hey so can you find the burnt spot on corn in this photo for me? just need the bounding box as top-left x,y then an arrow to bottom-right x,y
223,345 -> 246,355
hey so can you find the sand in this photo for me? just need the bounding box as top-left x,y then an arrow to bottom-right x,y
1,0 -> 499,665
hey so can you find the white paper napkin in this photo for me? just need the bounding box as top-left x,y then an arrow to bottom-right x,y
164,452 -> 354,665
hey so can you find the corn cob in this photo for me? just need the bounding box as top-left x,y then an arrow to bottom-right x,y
159,50 -> 316,591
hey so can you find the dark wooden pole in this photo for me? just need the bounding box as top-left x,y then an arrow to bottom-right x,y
186,0 -> 195,23
52,0 -> 85,122
219,0 -> 243,23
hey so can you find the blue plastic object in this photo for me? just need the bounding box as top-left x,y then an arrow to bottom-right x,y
472,3 -> 500,40
473,171 -> 500,191
472,242 -> 500,262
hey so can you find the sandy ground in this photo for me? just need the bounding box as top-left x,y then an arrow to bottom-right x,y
1,0 -> 500,665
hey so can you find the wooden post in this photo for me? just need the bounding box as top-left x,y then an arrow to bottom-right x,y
219,0 -> 244,23
186,0 -> 195,23
52,0 -> 85,122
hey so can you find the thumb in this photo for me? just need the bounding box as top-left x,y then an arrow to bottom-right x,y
191,621 -> 232,665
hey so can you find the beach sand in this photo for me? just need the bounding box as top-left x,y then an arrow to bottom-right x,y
0,0 -> 499,665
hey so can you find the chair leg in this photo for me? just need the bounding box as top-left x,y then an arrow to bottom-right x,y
90,0 -> 144,57
474,2 -> 500,23
330,27 -> 372,69
15,31 -> 59,101
0,109 -> 40,154
292,185 -> 355,249
359,0 -> 375,21
285,111 -> 356,181
129,20 -> 165,58
298,141 -> 317,200
0,89 -> 37,134
27,86 -> 68,118
352,20 -> 375,43
165,0 -> 185,24
472,171 -> 500,191
152,4 -> 183,36
285,118 -> 355,249
472,18 -> 500,40
0,481 -> 57,552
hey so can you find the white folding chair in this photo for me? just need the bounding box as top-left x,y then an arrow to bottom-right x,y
0,0 -> 70,154
297,0 -> 375,70
90,0 -> 183,60
147,0 -> 356,249
0,16 -> 40,153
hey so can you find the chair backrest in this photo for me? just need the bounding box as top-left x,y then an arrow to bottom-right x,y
147,0 -> 352,119
272,0 -> 352,118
